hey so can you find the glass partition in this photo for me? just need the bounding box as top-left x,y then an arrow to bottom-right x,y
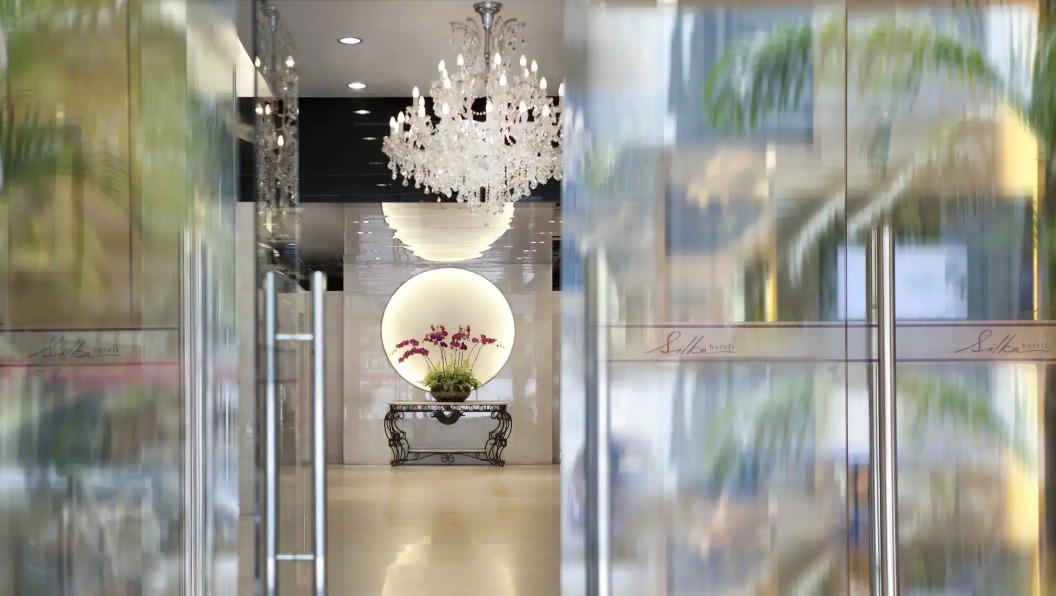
563,1 -> 850,593
0,0 -> 241,593
858,3 -> 1047,592
251,2 -> 322,594
564,0 -> 1054,593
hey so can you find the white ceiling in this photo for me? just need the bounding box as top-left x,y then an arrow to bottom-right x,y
239,0 -> 565,97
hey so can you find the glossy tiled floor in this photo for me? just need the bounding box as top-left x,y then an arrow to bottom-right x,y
251,465 -> 561,596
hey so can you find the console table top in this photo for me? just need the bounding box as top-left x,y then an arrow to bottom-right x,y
388,401 -> 508,407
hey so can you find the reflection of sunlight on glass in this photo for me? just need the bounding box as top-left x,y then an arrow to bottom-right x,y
684,150 -> 768,207
1002,364 -> 1040,551
381,540 -> 516,596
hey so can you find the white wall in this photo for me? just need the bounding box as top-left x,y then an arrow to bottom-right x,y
324,292 -> 344,463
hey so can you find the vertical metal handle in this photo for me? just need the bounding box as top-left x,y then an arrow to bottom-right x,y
182,230 -> 206,596
265,271 -> 327,594
264,272 -> 279,596
584,253 -> 611,596
311,271 -> 328,596
869,224 -> 899,595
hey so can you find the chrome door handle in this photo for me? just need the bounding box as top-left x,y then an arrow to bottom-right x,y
264,272 -> 279,596
310,271 -> 328,596
869,224 -> 899,596
583,253 -> 611,596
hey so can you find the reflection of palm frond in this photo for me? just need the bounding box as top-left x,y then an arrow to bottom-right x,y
703,375 -> 818,490
901,372 -> 1035,468
702,13 -> 1046,280
703,373 -> 1034,492
704,15 -> 1017,175
703,17 -> 1012,136
702,21 -> 824,132
1028,26 -> 1056,164
0,97 -> 128,201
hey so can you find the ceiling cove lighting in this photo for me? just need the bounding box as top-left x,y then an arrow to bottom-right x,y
382,1 -> 563,214
338,36 -> 362,45
347,81 -> 367,90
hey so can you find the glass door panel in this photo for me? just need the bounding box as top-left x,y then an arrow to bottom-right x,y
274,285 -> 315,594
843,1 -> 1049,592
562,1 -> 852,593
253,1 -> 326,594
0,0 -> 241,594
566,0 -> 1056,594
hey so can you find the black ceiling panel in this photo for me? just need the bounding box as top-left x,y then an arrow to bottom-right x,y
240,97 -> 560,204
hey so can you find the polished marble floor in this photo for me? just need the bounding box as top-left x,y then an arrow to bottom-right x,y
249,464 -> 561,596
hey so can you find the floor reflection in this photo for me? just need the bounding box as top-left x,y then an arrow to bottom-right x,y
325,465 -> 559,596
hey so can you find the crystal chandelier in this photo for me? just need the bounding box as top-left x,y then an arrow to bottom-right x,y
382,1 -> 563,214
256,2 -> 299,210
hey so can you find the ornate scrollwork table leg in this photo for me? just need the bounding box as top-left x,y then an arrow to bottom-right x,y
484,408 -> 513,466
384,407 -> 410,466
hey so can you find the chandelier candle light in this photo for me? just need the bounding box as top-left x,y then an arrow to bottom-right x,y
382,1 -> 563,213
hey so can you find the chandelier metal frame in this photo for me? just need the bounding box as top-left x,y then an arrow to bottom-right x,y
382,1 -> 563,213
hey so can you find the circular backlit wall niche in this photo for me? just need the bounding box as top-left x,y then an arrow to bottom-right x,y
381,268 -> 515,392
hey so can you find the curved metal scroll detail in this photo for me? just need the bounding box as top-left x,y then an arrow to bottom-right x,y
431,407 -> 464,426
485,410 -> 513,467
383,408 -> 410,466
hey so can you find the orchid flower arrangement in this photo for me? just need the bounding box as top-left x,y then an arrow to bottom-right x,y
392,324 -> 503,393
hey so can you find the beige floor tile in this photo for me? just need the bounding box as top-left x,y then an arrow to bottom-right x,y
244,465 -> 561,596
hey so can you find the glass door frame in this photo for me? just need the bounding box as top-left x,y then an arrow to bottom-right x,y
252,1 -> 327,593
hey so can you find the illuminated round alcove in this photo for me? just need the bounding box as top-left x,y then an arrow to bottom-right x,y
381,268 -> 515,391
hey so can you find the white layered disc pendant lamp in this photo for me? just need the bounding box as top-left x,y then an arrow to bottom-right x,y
382,202 -> 514,262
382,1 -> 564,214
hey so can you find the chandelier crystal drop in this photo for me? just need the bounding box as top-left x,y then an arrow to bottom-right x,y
382,1 -> 563,214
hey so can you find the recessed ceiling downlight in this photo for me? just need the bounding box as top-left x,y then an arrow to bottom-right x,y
338,36 -> 362,45
354,109 -> 371,115
348,81 -> 367,90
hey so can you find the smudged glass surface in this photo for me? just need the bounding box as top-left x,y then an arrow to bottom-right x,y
563,0 -> 1053,593
0,0 -> 241,593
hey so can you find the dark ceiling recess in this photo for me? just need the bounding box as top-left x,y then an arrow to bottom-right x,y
239,97 -> 561,205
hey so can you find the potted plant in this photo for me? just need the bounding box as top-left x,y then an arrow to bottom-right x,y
392,324 -> 503,402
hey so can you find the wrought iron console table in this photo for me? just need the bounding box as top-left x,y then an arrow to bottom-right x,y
383,401 -> 512,466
